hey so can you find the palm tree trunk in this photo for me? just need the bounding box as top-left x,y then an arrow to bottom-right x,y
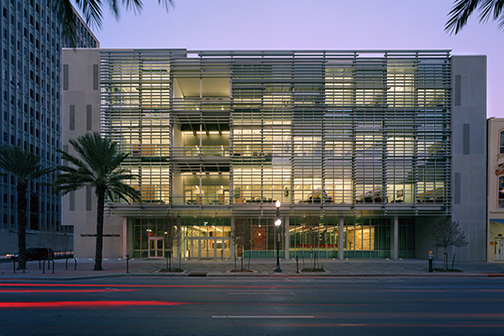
16,182 -> 27,270
94,187 -> 105,271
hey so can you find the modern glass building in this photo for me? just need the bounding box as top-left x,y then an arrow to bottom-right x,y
0,0 -> 98,255
62,49 -> 487,261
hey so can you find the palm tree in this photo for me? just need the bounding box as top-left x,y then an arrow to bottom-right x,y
446,0 -> 504,34
48,0 -> 173,46
53,132 -> 140,271
0,146 -> 53,269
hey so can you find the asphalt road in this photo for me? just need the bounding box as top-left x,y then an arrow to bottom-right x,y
1,276 -> 503,335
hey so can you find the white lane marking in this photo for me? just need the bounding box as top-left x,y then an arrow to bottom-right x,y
213,316 -> 314,319
226,292 -> 294,295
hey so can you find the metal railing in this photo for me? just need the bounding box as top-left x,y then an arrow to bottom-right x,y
171,146 -> 229,157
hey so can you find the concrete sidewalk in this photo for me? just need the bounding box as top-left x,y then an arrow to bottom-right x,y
2,257 -> 504,280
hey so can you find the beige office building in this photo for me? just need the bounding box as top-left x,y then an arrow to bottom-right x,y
488,118 -> 504,262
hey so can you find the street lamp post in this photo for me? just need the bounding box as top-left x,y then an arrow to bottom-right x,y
274,200 -> 282,272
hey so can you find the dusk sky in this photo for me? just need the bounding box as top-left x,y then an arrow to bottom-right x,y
77,0 -> 503,118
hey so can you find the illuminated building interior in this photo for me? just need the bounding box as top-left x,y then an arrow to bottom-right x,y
99,50 -> 451,259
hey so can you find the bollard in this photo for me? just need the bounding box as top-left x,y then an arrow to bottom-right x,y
126,254 -> 129,273
428,250 -> 434,272
42,259 -> 54,274
296,256 -> 299,273
65,257 -> 77,270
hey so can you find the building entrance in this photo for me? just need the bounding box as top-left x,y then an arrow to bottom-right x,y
495,239 -> 503,261
148,237 -> 164,259
186,237 -> 230,259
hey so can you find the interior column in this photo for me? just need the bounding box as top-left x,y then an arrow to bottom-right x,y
284,215 -> 289,260
230,216 -> 235,260
339,216 -> 344,260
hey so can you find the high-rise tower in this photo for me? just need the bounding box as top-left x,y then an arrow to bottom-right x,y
0,1 -> 98,255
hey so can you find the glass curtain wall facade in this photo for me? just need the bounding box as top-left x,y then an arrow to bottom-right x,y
101,50 -> 451,259
0,1 -> 98,253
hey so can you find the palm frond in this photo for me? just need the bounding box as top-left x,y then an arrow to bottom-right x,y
107,182 -> 141,203
52,166 -> 94,193
445,0 -> 481,34
446,0 -> 504,34
157,0 -> 175,11
75,0 -> 105,28
478,0 -> 504,22
30,167 -> 55,181
54,132 -> 139,203
119,0 -> 143,16
0,145 -> 52,183
48,0 -> 77,46
49,0 -> 174,47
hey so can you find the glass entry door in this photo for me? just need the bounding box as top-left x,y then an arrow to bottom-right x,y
148,237 -> 164,259
187,237 -> 229,259
495,239 -> 503,261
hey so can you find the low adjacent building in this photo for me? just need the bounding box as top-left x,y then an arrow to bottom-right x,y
488,118 -> 504,262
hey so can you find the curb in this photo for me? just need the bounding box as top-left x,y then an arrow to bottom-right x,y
0,272 -> 497,281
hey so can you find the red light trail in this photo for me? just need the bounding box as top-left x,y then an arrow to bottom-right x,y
0,289 -> 137,293
0,301 -> 189,308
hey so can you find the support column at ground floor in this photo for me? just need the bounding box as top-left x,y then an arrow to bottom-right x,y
230,216 -> 235,260
339,216 -> 344,260
284,215 -> 289,260
176,215 -> 182,262
108,214 -> 422,261
392,216 -> 399,260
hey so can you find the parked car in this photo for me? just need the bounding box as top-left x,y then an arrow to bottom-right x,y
11,248 -> 54,261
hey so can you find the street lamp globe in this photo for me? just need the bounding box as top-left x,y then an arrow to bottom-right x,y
274,200 -> 282,272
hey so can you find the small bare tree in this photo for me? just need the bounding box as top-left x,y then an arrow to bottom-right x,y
163,215 -> 180,271
59,232 -> 72,259
175,216 -> 182,269
232,216 -> 252,271
432,218 -> 468,270
301,216 -> 322,270
40,223 -> 57,260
